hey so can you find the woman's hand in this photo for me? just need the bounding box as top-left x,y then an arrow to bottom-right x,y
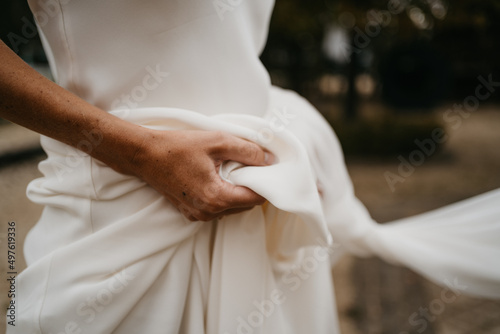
126,129 -> 272,221
0,41 -> 272,221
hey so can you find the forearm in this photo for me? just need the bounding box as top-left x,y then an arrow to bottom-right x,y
0,41 -> 271,221
0,41 -> 147,174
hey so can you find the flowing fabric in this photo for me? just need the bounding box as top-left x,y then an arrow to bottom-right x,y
11,0 -> 500,333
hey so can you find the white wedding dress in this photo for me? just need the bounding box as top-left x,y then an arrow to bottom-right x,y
11,0 -> 500,333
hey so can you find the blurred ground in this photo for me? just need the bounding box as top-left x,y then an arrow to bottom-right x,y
1,105 -> 499,332
332,105 -> 500,334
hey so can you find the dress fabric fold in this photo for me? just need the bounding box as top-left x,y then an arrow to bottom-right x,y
13,86 -> 500,334
12,0 -> 500,333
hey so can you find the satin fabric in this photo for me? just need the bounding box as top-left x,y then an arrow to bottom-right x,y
12,0 -> 500,333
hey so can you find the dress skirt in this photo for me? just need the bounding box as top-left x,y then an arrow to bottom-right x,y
11,86 -> 500,334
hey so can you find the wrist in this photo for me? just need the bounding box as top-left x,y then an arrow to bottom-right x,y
88,116 -> 156,177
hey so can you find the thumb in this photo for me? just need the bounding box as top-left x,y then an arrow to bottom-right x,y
218,180 -> 267,208
218,136 -> 274,167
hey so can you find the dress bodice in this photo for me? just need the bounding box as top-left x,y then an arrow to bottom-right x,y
27,0 -> 275,116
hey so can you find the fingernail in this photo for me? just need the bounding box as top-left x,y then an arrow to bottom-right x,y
264,152 -> 274,165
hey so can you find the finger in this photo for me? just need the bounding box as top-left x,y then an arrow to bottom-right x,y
169,196 -> 195,220
197,205 -> 257,222
179,185 -> 263,221
187,215 -> 198,222
218,206 -> 256,218
218,181 -> 266,208
216,135 -> 275,166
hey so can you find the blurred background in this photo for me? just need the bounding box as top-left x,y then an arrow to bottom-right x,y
1,0 -> 500,333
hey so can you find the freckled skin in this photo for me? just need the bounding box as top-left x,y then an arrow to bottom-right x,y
0,41 -> 273,221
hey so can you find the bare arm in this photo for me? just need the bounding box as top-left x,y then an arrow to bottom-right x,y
0,41 -> 272,221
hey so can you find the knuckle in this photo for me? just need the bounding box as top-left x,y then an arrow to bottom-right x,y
203,184 -> 227,210
238,142 -> 251,156
204,200 -> 225,214
241,142 -> 261,161
250,145 -> 260,161
177,203 -> 192,216
192,197 -> 207,211
213,131 -> 229,144
204,188 -> 218,202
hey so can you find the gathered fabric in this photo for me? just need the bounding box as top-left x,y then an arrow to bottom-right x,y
14,0 -> 500,332
13,86 -> 500,334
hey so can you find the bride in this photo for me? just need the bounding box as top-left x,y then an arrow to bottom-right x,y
1,1 -> 499,333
